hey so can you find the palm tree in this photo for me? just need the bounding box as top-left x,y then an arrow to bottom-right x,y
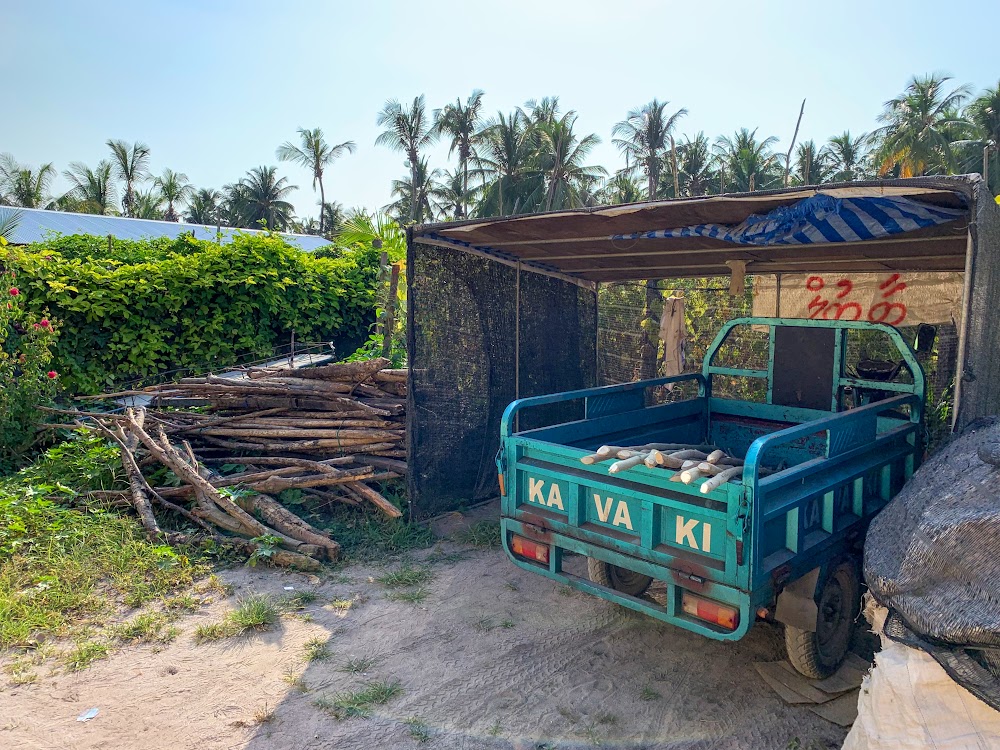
226,166 -> 297,230
823,131 -> 869,182
871,74 -> 972,177
321,201 -> 345,235
185,188 -> 221,225
276,128 -> 356,234
153,169 -> 193,221
62,160 -> 117,215
335,209 -> 406,260
106,139 -> 151,217
132,189 -> 165,220
612,100 -> 687,200
791,140 -> 832,185
596,173 -> 646,205
536,111 -> 606,210
436,169 -> 474,219
474,110 -> 543,217
714,129 -> 781,192
435,90 -> 485,220
376,96 -> 438,222
675,133 -> 714,196
0,208 -> 22,241
0,154 -> 56,208
385,157 -> 443,223
961,82 -> 1000,193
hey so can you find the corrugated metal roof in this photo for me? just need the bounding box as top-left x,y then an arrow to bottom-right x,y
0,206 -> 332,251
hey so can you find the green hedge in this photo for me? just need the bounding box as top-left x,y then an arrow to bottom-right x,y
12,233 -> 378,394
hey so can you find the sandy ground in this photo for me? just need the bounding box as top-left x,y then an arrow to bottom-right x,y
0,506 -> 851,750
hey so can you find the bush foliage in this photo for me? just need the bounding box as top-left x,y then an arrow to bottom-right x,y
11,233 -> 378,393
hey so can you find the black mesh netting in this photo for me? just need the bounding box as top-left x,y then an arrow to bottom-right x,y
864,416 -> 1000,710
407,242 -> 596,517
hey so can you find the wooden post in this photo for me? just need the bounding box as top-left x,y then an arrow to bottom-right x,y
381,263 -> 400,359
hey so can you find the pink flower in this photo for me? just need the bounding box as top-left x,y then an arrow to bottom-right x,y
39,319 -> 50,328
47,371 -> 58,379
8,287 -> 19,296
32,323 -> 39,329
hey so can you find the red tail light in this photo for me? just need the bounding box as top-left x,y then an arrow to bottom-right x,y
511,534 -> 549,565
681,591 -> 740,630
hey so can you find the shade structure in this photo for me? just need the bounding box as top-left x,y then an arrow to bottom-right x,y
412,177 -> 976,286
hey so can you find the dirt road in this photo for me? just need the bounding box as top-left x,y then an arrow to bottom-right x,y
1,511 -> 848,750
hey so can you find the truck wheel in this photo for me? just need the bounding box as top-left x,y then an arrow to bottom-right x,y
784,561 -> 860,679
587,558 -> 653,597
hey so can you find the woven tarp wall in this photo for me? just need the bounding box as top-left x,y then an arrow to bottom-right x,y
864,416 -> 1000,710
958,181 -> 1000,428
407,241 -> 597,518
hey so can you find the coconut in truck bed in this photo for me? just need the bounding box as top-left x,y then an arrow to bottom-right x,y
497,317 -> 925,678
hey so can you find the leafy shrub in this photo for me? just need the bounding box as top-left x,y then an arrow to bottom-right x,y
0,238 -> 59,464
13,233 -> 378,393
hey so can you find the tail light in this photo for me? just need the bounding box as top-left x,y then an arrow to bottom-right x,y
510,534 -> 549,565
681,591 -> 740,631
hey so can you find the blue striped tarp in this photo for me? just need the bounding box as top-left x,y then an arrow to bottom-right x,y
611,194 -> 966,246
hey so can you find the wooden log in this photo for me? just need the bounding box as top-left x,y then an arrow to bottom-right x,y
609,455 -> 647,474
680,467 -> 707,484
700,466 -> 743,493
706,449 -> 727,464
289,357 -> 390,382
193,427 -> 402,441
344,481 -> 402,518
352,456 -> 407,474
374,370 -> 407,383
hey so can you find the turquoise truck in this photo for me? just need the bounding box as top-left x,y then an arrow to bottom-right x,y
497,317 -> 924,677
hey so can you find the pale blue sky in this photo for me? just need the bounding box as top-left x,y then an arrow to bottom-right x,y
4,0 -> 998,220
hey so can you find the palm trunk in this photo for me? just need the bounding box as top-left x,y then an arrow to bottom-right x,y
318,175 -> 327,235
409,158 -> 418,223
648,160 -> 657,200
463,157 -> 469,220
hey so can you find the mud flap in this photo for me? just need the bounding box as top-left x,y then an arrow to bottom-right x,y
775,567 -> 821,632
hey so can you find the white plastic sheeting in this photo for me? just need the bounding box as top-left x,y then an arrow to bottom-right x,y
844,605 -> 1000,750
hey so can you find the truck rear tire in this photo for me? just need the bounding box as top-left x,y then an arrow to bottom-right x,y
784,561 -> 860,679
587,558 -> 653,597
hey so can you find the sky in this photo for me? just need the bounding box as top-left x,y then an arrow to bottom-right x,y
4,0 -> 999,221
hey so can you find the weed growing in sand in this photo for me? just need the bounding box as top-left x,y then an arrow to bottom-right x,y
253,702 -> 276,724
194,593 -> 279,642
163,594 -> 200,611
303,637 -> 331,662
63,640 -> 110,671
314,679 -> 403,719
455,520 -> 501,549
487,720 -> 502,736
405,717 -> 431,742
4,661 -> 38,685
474,616 -> 496,633
283,590 -> 320,610
111,612 -> 178,644
282,666 -> 308,692
426,548 -> 467,564
504,581 -> 519,592
376,565 -> 433,588
640,686 -> 661,701
387,587 -> 428,604
340,653 -> 382,674
501,618 -> 515,629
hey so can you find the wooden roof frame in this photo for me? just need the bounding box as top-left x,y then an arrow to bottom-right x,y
411,177 -> 976,289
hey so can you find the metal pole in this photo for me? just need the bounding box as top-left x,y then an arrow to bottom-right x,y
594,281 -> 601,387
515,261 -> 521,433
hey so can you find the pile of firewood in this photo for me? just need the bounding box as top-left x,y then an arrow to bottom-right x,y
46,358 -> 407,571
581,443 -> 746,494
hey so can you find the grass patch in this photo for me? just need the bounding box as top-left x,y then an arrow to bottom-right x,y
63,640 -> 110,671
387,587 -> 429,605
426,548 -> 468,564
111,612 -> 178,644
501,618 -> 516,629
194,593 -> 279,643
253,702 -> 276,725
163,594 -> 200,612
488,720 -> 502,737
376,565 -> 434,588
0,435 -> 202,648
454,520 -> 501,549
405,716 -> 431,742
282,667 -> 308,693
283,590 -> 319,610
639,686 -> 661,701
302,637 -> 331,662
314,679 -> 403,720
474,616 -> 496,633
317,500 -> 434,562
340,653 -> 382,674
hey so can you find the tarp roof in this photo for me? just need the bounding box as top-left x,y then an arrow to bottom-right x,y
0,206 -> 332,251
412,176 -> 976,288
